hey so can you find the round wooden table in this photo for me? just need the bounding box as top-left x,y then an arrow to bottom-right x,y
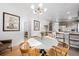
28,36 -> 58,49
28,36 -> 58,56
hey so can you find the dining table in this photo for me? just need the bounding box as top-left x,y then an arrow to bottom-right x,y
27,36 -> 59,56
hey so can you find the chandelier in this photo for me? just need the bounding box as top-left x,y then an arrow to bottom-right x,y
31,4 -> 47,15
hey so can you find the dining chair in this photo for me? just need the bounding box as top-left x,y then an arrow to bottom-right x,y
48,34 -> 53,38
52,32 -> 56,37
45,36 -> 53,39
29,47 -> 40,56
41,32 -> 48,36
53,41 -> 69,56
29,36 -> 40,39
45,48 -> 56,56
19,40 -> 30,56
47,32 -> 56,38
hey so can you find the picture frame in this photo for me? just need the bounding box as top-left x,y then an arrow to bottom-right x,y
34,20 -> 40,31
3,12 -> 20,31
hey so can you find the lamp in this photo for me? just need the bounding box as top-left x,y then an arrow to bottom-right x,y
31,3 -> 47,15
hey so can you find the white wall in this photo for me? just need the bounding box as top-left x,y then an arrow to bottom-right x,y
59,26 -> 66,31
52,22 -> 59,32
31,17 -> 49,37
66,22 -> 77,32
0,3 -> 50,47
0,4 -> 29,47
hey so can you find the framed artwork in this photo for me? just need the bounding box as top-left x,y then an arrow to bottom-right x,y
34,20 -> 40,31
3,12 -> 20,31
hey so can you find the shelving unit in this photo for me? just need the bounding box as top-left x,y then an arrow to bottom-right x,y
69,33 -> 79,48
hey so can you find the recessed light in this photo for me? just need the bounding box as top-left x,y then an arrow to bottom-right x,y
67,11 -> 70,14
68,16 -> 72,19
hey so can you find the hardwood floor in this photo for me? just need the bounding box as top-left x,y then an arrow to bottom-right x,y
0,46 -> 79,56
68,47 -> 79,56
0,46 -> 21,56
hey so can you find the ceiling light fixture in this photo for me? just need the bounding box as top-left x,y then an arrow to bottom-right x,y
68,16 -> 72,19
67,11 -> 70,14
31,3 -> 47,15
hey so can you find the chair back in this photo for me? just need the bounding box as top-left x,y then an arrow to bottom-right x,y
19,40 -> 30,55
53,41 -> 69,56
46,48 -> 56,56
28,36 -> 40,39
29,47 -> 40,56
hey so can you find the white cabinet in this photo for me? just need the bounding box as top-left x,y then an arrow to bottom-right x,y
69,33 -> 79,48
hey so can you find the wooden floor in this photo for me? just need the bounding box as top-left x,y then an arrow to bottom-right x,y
0,46 -> 22,56
0,46 -> 79,56
68,47 -> 79,56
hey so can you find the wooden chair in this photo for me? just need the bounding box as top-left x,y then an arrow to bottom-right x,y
30,36 -> 40,38
44,36 -> 53,40
53,41 -> 69,56
45,48 -> 56,56
19,40 -> 30,56
29,47 -> 40,56
41,32 -> 48,37
28,36 -> 40,40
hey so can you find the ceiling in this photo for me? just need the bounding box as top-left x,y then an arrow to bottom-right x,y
0,3 -> 79,22
25,3 -> 79,22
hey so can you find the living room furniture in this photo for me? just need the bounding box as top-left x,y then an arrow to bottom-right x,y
46,47 -> 56,56
29,47 -> 40,56
27,36 -> 59,56
27,37 -> 58,49
41,32 -> 48,37
20,37 -> 69,56
53,41 -> 69,56
0,39 -> 12,55
19,40 -> 30,56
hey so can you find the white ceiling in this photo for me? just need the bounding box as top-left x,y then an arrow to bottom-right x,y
25,3 -> 79,22
0,3 -> 79,22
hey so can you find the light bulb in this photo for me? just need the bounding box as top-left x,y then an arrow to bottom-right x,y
39,12 -> 43,15
67,11 -> 70,14
68,16 -> 72,19
44,8 -> 47,12
38,3 -> 43,8
31,5 -> 35,9
33,10 -> 36,14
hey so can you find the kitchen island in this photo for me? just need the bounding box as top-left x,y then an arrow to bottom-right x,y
56,32 -> 79,48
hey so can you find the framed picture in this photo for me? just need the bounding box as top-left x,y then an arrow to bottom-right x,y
3,12 -> 20,31
34,20 -> 40,31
